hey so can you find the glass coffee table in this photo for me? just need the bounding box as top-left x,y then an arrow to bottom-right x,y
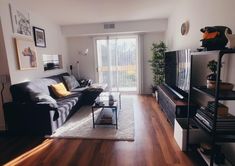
92,92 -> 121,129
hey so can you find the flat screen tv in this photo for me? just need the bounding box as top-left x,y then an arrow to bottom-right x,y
164,49 -> 191,99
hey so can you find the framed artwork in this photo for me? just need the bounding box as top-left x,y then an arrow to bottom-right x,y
9,4 -> 32,36
33,26 -> 46,47
15,37 -> 38,70
43,54 -> 63,71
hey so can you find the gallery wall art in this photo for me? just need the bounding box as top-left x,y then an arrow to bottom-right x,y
43,54 -> 62,71
33,26 -> 46,47
9,4 -> 32,36
15,37 -> 38,70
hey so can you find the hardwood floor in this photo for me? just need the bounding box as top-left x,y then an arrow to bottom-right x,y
0,95 -> 203,166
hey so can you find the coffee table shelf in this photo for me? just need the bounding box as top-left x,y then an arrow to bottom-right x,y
92,92 -> 121,129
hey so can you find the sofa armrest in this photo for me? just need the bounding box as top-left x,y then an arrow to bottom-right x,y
4,102 -> 59,135
37,101 -> 58,109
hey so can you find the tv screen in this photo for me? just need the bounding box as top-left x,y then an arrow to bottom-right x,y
165,49 -> 191,93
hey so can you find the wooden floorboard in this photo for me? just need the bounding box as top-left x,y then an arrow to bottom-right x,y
0,95 -> 204,166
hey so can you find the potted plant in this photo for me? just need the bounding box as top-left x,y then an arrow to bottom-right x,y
207,60 -> 218,88
149,41 -> 167,98
207,60 -> 234,90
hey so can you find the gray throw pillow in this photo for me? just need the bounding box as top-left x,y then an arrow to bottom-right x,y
34,93 -> 57,103
30,92 -> 57,107
63,75 -> 80,91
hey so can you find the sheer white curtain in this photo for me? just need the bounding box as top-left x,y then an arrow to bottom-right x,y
96,36 -> 138,92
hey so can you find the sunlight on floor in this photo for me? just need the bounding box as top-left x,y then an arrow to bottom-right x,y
4,139 -> 53,166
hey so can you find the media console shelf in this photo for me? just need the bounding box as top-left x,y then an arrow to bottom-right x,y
187,49 -> 235,166
157,85 -> 195,126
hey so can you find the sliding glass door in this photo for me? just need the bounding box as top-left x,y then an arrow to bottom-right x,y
95,36 -> 138,92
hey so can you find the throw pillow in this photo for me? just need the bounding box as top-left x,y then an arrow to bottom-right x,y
30,92 -> 58,108
35,93 -> 57,103
50,83 -> 71,98
63,75 -> 80,90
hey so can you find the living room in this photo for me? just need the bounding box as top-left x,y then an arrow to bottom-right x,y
1,0 -> 235,165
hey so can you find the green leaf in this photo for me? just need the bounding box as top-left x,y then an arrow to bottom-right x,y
149,41 -> 167,86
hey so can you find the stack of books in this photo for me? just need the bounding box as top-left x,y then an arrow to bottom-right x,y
195,106 -> 235,134
207,101 -> 228,116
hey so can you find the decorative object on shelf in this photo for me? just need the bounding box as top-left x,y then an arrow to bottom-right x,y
9,4 -> 32,36
206,60 -> 234,90
200,26 -> 232,50
33,26 -> 46,47
225,28 -> 235,49
181,21 -> 190,36
207,60 -> 219,88
15,36 -> 37,70
149,41 -> 167,96
109,94 -> 114,106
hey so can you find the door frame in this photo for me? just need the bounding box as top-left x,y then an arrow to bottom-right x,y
93,34 -> 141,94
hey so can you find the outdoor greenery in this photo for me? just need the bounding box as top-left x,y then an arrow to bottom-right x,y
149,41 -> 167,88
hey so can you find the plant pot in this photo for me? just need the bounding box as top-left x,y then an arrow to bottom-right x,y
207,80 -> 216,89
207,80 -> 234,90
155,91 -> 158,101
207,73 -> 217,81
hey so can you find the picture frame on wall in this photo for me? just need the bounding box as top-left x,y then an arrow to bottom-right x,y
33,26 -> 46,47
15,36 -> 38,70
9,4 -> 32,36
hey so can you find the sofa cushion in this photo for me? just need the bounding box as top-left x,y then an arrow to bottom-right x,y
56,96 -> 79,120
50,83 -> 71,98
30,92 -> 58,107
10,73 -> 69,103
63,75 -> 80,90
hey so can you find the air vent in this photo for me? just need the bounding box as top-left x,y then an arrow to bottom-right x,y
104,23 -> 115,29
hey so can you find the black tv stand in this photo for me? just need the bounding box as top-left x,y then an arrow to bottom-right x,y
157,85 -> 195,126
164,84 -> 184,100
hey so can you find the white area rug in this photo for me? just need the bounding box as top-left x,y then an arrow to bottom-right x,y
49,96 -> 134,141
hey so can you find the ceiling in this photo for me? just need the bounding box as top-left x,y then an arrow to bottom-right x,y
13,0 -> 177,25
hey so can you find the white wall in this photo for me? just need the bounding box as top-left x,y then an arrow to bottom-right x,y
165,0 -> 235,164
0,0 -> 69,130
62,19 -> 167,37
67,37 -> 96,80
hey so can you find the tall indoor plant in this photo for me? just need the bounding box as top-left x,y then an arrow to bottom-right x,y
149,41 -> 167,96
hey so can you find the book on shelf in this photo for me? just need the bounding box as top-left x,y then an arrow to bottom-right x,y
194,116 -> 235,134
195,107 -> 235,133
199,106 -> 235,121
207,101 -> 228,116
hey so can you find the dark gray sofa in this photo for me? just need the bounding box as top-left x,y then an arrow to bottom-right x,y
4,73 -> 102,135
